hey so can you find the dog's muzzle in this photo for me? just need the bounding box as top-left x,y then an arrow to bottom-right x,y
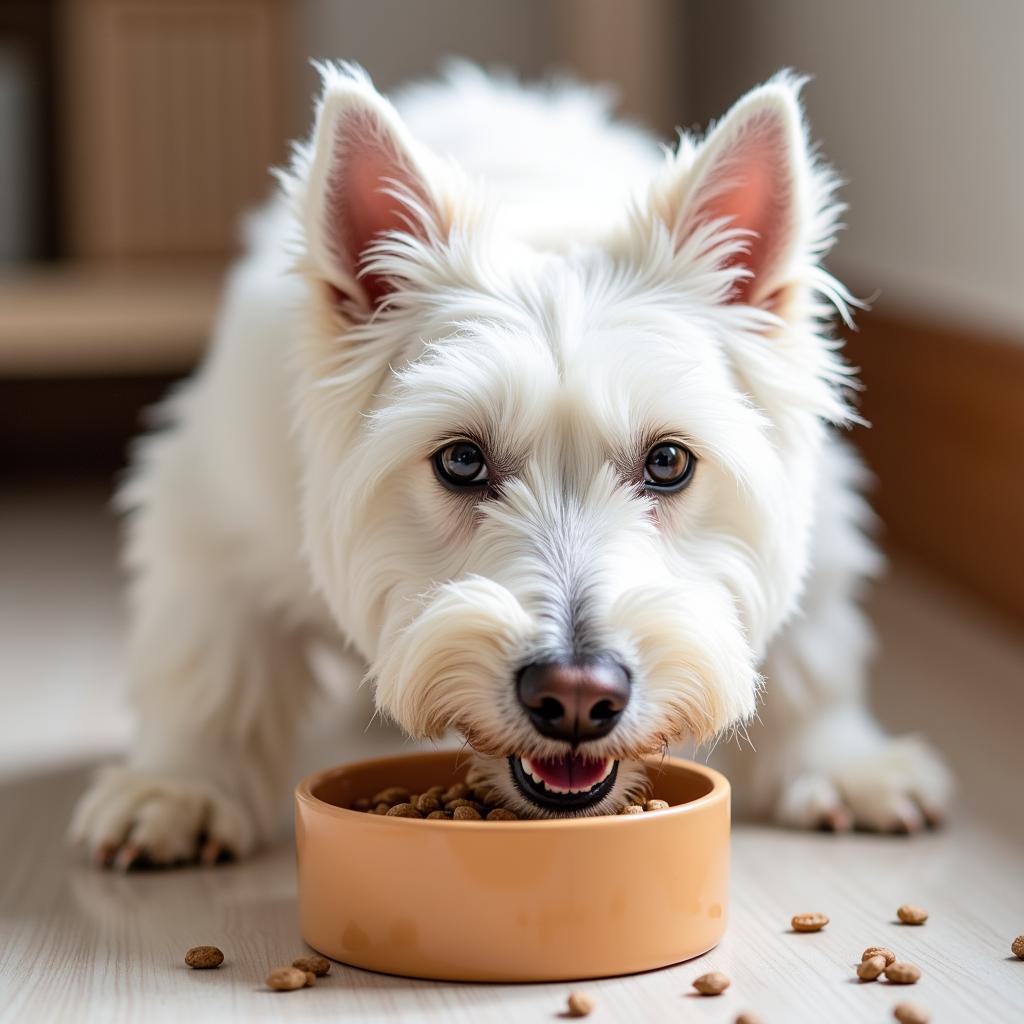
510,657 -> 629,812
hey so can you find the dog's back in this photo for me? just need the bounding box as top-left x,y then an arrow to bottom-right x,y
394,63 -> 662,247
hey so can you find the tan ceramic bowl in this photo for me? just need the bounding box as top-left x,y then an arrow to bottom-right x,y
295,750 -> 729,982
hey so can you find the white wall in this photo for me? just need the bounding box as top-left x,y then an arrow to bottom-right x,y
686,0 -> 1024,339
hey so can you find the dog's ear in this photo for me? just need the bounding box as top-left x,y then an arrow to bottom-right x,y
653,74 -> 812,312
299,64 -> 450,311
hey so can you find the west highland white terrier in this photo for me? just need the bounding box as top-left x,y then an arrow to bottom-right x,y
71,63 -> 951,867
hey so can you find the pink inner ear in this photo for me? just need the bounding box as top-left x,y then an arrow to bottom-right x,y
694,112 -> 793,307
328,111 -> 422,307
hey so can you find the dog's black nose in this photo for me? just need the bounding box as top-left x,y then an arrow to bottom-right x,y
516,658 -> 630,743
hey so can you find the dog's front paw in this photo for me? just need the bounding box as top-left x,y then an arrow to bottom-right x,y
775,736 -> 953,833
69,767 -> 256,869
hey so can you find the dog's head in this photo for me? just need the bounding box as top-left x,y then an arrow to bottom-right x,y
283,64 -> 855,816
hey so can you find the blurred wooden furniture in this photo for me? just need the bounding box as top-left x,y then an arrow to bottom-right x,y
846,313 -> 1024,625
0,0 -> 289,378
0,260 -> 223,376
60,0 -> 287,259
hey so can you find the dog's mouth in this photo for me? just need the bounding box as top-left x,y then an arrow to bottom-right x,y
508,753 -> 618,813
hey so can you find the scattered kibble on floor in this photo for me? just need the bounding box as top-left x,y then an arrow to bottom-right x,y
184,945 -> 223,969
791,912 -> 829,932
897,904 -> 928,925
893,1001 -> 931,1023
884,962 -> 922,985
692,971 -> 731,995
565,990 -> 595,1017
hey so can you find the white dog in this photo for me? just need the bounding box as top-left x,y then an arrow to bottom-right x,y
71,63 -> 951,867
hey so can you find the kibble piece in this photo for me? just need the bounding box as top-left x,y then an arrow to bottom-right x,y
884,962 -> 922,985
693,971 -> 730,995
426,810 -> 451,820
385,802 -> 422,818
352,797 -> 372,812
441,782 -> 470,803
862,946 -> 897,967
303,972 -> 316,986
453,805 -> 482,820
292,954 -> 330,977
791,912 -> 829,932
266,966 -> 308,991
618,804 -> 644,815
893,1002 -> 931,1024
644,798 -> 670,812
373,802 -> 390,815
1012,935 -> 1024,959
184,945 -> 224,969
735,1014 -> 764,1024
566,991 -> 595,1017
897,904 -> 928,926
857,954 -> 887,981
415,794 -> 441,814
486,807 -> 518,821
425,784 -> 446,799
371,786 -> 410,806
445,798 -> 479,810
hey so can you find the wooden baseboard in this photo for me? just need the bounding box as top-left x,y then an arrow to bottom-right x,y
844,313 -> 1024,624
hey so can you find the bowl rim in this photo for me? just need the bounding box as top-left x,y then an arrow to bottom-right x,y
295,750 -> 729,832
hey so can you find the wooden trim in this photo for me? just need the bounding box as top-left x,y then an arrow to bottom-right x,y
844,313 -> 1024,623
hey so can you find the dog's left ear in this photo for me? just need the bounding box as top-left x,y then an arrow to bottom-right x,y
652,74 -> 812,312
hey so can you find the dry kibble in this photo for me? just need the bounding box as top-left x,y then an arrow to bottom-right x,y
373,802 -> 390,815
486,807 -> 518,820
618,804 -> 644,815
735,1014 -> 764,1024
693,971 -> 731,995
442,783 -> 469,803
184,945 -> 224,969
425,784 -> 446,799
1012,935 -> 1024,959
445,798 -> 479,811
893,1002 -> 931,1024
884,962 -> 922,985
791,912 -> 829,932
371,786 -> 410,806
426,810 -> 451,820
644,799 -> 670,811
566,990 -> 595,1017
292,954 -> 330,977
303,972 -> 316,986
897,904 -> 928,926
415,794 -> 441,814
385,802 -> 422,818
266,966 -> 308,991
857,955 -> 887,981
453,805 -> 482,820
862,946 -> 897,967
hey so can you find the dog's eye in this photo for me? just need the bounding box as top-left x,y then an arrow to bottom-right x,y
433,441 -> 489,488
643,442 -> 695,492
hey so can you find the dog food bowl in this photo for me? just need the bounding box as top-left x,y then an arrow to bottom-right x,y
295,750 -> 729,981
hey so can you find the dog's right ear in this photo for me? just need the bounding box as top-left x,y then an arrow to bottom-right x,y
298,63 -> 450,311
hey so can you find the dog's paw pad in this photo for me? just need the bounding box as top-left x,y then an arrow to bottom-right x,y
69,767 -> 252,869
776,736 -> 953,834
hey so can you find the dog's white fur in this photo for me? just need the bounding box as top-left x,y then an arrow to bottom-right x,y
71,63 -> 951,864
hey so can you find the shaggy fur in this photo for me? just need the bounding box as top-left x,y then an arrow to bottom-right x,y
70,62 -> 951,864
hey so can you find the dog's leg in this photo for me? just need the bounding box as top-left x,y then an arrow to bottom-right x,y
70,559 -> 313,867
70,423 -> 314,868
713,442 -> 953,832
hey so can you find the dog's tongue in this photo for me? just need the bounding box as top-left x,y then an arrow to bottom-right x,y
525,753 -> 611,791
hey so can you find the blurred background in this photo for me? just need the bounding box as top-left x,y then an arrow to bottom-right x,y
1,0 -> 1021,775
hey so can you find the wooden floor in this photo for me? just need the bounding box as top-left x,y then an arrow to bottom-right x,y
2,484 -> 1023,1023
